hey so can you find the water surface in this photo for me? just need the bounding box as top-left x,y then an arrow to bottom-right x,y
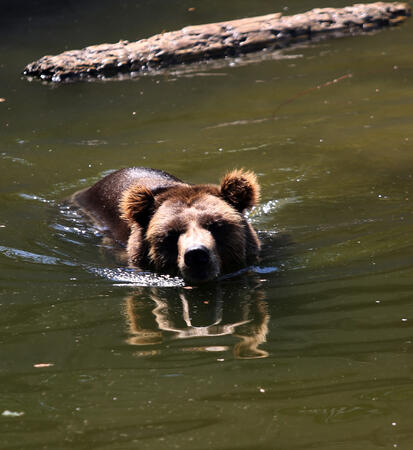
1,1 -> 413,449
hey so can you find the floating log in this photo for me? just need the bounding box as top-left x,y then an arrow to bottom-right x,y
23,2 -> 410,82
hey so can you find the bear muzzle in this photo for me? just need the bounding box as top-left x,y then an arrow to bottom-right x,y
184,245 -> 210,267
180,245 -> 220,283
178,224 -> 220,283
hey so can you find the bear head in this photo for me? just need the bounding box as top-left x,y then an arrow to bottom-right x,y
120,169 -> 260,284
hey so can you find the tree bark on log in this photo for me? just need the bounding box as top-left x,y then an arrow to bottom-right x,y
23,2 -> 410,82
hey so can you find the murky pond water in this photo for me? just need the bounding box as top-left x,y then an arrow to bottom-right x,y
1,1 -> 413,448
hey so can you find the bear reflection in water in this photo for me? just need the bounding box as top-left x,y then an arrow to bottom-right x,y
124,281 -> 269,359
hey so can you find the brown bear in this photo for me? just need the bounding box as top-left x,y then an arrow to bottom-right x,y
72,167 -> 260,283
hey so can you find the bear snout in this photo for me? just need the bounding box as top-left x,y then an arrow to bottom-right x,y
176,223 -> 220,283
180,244 -> 220,283
184,245 -> 211,268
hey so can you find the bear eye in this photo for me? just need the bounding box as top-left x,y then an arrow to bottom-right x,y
162,231 -> 179,253
205,220 -> 225,235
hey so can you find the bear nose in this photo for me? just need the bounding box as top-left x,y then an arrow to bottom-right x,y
184,246 -> 210,268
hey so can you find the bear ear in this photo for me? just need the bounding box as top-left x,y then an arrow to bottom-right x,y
120,184 -> 155,227
220,169 -> 260,212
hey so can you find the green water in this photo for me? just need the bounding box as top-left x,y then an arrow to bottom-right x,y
1,1 -> 413,449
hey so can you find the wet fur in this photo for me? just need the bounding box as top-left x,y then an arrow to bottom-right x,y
72,167 -> 260,282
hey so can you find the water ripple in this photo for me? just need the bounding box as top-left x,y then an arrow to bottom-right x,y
0,245 -> 75,266
17,193 -> 54,204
